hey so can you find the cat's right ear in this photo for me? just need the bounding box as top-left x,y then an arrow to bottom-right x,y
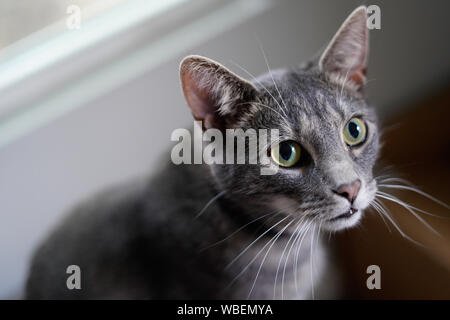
319,6 -> 369,92
180,55 -> 257,131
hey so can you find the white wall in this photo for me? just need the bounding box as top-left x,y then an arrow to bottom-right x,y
0,0 -> 449,297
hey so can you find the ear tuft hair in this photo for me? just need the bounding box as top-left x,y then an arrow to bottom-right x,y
180,55 -> 257,130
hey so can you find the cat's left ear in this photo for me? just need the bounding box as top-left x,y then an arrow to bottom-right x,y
180,55 -> 257,131
319,6 -> 369,92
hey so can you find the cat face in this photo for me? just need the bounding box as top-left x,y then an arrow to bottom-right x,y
229,69 -> 379,231
180,7 -> 378,231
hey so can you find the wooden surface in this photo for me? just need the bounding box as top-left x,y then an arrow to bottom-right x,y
334,87 -> 450,299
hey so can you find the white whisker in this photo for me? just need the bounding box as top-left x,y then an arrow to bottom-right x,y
294,220 -> 314,296
370,199 -> 392,233
225,214 -> 291,270
230,61 -> 289,120
200,210 -> 282,252
376,191 -> 445,219
272,217 -> 304,299
281,217 -> 309,299
226,217 -> 295,292
246,218 -> 295,299
373,198 -> 425,247
376,192 -> 441,237
250,102 -> 290,124
194,191 -> 226,219
378,184 -> 450,210
309,224 -> 317,300
258,42 -> 290,118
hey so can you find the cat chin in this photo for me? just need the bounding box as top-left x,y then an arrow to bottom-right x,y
321,210 -> 363,231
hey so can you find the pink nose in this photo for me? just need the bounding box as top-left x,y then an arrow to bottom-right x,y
334,179 -> 361,203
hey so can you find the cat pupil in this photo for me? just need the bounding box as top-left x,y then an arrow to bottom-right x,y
280,143 -> 293,161
349,121 -> 360,138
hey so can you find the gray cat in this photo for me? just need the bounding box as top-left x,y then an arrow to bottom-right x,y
25,6 -> 379,299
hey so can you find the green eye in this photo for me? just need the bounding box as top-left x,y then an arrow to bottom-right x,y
271,141 -> 301,167
343,118 -> 367,146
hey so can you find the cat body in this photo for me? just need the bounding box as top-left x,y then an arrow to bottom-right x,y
26,6 -> 377,299
26,163 -> 329,299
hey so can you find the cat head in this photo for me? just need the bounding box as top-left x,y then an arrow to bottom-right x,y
179,6 -> 379,232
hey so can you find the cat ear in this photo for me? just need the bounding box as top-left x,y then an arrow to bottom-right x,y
180,55 -> 257,130
319,6 -> 369,91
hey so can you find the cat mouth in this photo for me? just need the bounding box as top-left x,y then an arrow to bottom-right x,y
329,207 -> 358,221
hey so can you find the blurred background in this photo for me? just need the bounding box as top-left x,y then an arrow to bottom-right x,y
0,0 -> 449,298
